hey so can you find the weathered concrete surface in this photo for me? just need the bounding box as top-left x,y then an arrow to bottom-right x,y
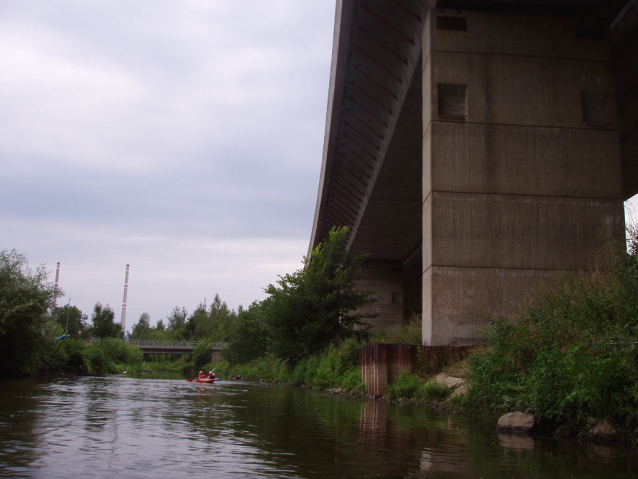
355,262 -> 404,329
423,266 -> 560,342
421,5 -> 625,344
311,0 -> 637,345
612,2 -> 638,198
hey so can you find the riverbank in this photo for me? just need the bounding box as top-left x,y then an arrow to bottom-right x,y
203,338 -> 367,394
202,346 -> 638,446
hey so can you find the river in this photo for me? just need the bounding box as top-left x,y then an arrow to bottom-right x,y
1,376 -> 637,478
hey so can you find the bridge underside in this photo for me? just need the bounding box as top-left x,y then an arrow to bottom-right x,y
311,0 -> 638,344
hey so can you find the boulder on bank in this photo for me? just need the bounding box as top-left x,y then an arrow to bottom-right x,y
496,411 -> 537,433
434,373 -> 464,389
436,373 -> 468,404
588,420 -> 617,439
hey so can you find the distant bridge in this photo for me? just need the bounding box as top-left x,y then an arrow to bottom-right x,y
86,339 -> 228,355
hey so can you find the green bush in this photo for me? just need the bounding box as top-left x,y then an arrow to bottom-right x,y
213,354 -> 287,381
387,373 -> 450,402
287,338 -> 365,392
0,250 -> 57,377
84,339 -> 143,373
464,228 -> 638,427
215,338 -> 366,393
193,343 -> 213,370
223,304 -> 268,364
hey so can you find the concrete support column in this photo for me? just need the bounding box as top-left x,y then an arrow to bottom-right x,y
421,9 -> 625,345
355,262 -> 404,329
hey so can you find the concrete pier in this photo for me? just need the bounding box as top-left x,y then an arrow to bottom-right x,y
311,0 -> 638,345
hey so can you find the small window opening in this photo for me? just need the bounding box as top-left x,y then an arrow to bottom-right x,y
438,83 -> 467,120
437,16 -> 467,31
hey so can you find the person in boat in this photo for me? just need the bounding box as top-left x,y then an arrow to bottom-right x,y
197,371 -> 206,379
208,372 -> 216,380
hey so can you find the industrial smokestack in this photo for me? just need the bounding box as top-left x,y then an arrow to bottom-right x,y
53,262 -> 61,307
121,264 -> 130,334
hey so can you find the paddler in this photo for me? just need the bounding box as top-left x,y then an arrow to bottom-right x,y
197,370 -> 205,379
208,371 -> 216,380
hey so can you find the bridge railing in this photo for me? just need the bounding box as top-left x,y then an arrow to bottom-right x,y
85,338 -> 228,349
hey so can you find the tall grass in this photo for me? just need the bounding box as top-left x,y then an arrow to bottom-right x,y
386,372 -> 450,402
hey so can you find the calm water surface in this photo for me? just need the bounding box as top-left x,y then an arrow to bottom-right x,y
1,376 -> 637,478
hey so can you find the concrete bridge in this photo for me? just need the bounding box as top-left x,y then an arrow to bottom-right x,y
311,0 -> 638,345
86,339 -> 228,356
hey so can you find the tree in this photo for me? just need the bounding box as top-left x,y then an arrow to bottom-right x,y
0,250 -> 58,376
166,307 -> 188,339
224,302 -> 268,364
261,226 -> 376,363
51,304 -> 87,335
91,303 -> 121,338
154,319 -> 166,335
131,312 -> 152,339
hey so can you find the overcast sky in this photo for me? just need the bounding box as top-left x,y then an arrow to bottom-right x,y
3,1 -> 637,330
1,1 -> 337,327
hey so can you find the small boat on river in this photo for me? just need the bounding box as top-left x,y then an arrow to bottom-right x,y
191,377 -> 219,383
188,371 -> 219,383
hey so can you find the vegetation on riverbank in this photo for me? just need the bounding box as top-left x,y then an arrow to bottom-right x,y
204,337 -> 367,393
458,228 -> 638,437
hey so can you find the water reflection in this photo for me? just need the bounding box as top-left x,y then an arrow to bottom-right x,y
1,377 -> 637,479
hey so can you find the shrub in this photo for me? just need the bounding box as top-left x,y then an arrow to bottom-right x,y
84,339 -> 143,373
387,373 -> 450,402
287,338 -> 366,392
262,227 -> 376,364
0,250 -> 57,377
223,304 -> 268,364
193,342 -> 213,370
463,228 -> 638,427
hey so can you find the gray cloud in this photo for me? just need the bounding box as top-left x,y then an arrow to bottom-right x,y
0,0 -> 335,324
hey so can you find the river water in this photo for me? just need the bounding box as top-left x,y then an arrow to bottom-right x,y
1,376 -> 637,479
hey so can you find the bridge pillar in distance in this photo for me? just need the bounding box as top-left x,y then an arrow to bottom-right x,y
355,262 -> 404,329
421,7 -> 625,344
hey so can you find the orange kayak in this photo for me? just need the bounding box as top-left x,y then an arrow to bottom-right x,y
189,377 -> 219,383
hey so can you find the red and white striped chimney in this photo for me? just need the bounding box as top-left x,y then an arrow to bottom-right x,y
53,262 -> 61,307
121,264 -> 130,334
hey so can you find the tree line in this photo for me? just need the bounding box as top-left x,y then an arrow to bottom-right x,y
1,227 -> 377,377
49,292 -> 238,343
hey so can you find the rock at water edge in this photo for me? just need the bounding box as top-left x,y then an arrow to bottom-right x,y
496,411 -> 536,433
